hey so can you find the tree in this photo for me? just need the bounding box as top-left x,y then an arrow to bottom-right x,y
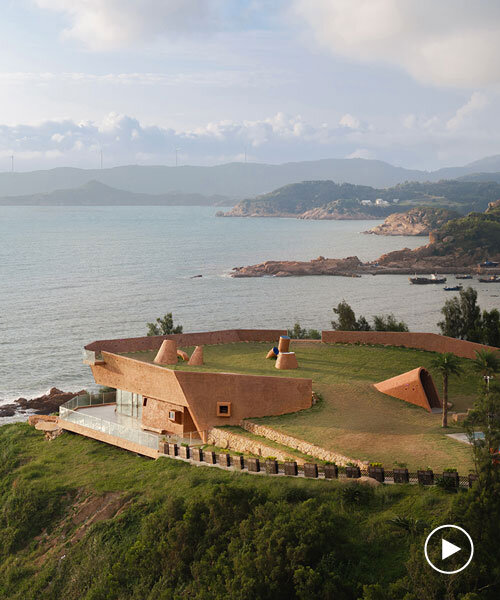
331,300 -> 371,331
146,313 -> 183,336
287,323 -> 321,339
482,308 -> 500,348
472,349 -> 500,391
373,314 -> 409,332
430,352 -> 462,427
438,287 -> 483,342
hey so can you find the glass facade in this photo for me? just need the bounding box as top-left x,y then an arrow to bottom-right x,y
116,389 -> 143,418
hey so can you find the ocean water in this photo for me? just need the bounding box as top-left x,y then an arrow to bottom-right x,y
1,206 -> 499,405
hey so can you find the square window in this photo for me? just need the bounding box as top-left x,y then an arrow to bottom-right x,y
217,402 -> 231,417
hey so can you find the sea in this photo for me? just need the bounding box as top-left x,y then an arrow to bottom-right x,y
1,206 -> 499,414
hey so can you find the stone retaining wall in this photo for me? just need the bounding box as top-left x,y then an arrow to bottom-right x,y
208,427 -> 308,464
241,421 -> 363,467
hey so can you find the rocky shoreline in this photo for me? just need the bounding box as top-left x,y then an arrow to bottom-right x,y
0,387 -> 86,418
363,207 -> 459,236
231,248 -> 500,278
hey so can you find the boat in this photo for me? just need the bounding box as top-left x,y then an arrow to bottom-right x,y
409,274 -> 447,285
478,275 -> 500,283
456,274 -> 472,280
444,285 -> 462,291
479,260 -> 499,268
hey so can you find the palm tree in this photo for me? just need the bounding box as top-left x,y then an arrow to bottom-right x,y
472,349 -> 500,392
430,352 -> 462,428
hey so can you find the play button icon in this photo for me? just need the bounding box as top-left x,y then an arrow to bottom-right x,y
442,538 -> 461,560
424,525 -> 474,574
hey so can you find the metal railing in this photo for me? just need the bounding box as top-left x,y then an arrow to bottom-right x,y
59,393 -> 159,451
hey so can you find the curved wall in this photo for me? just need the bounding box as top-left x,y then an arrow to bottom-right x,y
321,331 -> 498,360
85,329 -> 286,355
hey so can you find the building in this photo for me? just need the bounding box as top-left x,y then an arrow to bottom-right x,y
375,198 -> 390,206
73,329 -> 312,444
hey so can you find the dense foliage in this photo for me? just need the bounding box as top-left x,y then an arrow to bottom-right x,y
436,201 -> 500,255
287,322 -> 321,339
331,301 -> 409,332
146,312 -> 183,336
438,287 -> 500,347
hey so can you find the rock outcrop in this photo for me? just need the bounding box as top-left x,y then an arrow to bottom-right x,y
0,387 -> 86,418
364,207 -> 459,236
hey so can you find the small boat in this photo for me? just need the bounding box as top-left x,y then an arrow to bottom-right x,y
409,274 -> 447,285
456,274 -> 472,280
478,275 -> 500,283
479,260 -> 499,268
444,285 -> 462,291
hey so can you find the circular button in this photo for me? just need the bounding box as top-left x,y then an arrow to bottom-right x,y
424,525 -> 474,574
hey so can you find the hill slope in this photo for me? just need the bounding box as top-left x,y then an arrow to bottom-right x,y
0,422 -> 461,599
0,180 -> 233,206
222,180 -> 500,219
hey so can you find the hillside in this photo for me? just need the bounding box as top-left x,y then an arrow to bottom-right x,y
430,199 -> 500,256
0,180 -> 233,206
2,154 -> 500,199
221,180 -> 500,219
0,422 -> 476,599
364,207 -> 459,236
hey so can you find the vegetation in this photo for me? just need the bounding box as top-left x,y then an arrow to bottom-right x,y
430,353 -> 462,427
331,300 -> 408,332
1,386 -> 499,598
146,312 -> 183,336
287,322 -> 321,339
435,198 -> 500,255
0,423 -> 465,600
124,341 -> 477,470
438,287 -> 500,346
471,349 -> 500,391
230,179 -> 500,217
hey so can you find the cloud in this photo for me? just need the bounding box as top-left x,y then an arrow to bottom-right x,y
34,0 -> 223,50
339,113 -> 361,130
446,92 -> 488,131
1,99 -> 500,171
292,0 -> 500,87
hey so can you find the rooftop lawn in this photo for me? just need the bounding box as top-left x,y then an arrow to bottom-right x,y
121,341 -> 480,472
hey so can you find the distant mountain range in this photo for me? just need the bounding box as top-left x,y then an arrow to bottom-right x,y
0,181 -> 234,207
221,179 -> 500,219
3,154 -> 500,199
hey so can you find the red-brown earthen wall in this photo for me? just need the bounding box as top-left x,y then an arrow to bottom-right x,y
321,331 -> 498,360
85,329 -> 286,355
91,351 -> 312,435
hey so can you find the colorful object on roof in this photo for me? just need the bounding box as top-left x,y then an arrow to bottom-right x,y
278,335 -> 291,353
266,347 -> 279,359
177,350 -> 189,361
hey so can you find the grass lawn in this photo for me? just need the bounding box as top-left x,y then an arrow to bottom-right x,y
122,341 -> 480,472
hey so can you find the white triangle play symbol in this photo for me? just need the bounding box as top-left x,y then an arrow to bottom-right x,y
442,538 -> 461,560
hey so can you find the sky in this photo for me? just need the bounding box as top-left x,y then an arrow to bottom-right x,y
1,0 -> 500,171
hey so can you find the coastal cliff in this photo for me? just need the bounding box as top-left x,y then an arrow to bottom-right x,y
364,207 -> 459,236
